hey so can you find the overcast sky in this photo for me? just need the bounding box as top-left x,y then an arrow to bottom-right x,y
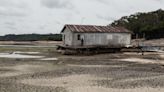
0,0 -> 164,35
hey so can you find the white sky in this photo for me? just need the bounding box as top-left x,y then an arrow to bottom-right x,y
0,0 -> 164,35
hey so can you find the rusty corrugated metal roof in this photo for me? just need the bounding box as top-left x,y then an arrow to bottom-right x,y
61,24 -> 131,33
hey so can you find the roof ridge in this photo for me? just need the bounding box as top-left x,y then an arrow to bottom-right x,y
66,24 -> 105,27
62,24 -> 131,33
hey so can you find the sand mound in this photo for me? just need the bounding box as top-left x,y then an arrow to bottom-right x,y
120,58 -> 164,64
67,64 -> 125,68
20,74 -> 106,87
0,65 -> 44,77
69,87 -> 164,92
40,58 -> 58,61
20,74 -> 164,92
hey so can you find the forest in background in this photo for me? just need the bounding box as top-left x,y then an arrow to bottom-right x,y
0,34 -> 62,41
111,9 -> 164,39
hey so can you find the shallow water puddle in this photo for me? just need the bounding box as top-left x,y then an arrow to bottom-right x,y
119,58 -> 164,64
0,45 -> 55,48
120,58 -> 155,64
40,58 -> 58,61
13,51 -> 40,54
67,64 -> 125,68
0,53 -> 43,59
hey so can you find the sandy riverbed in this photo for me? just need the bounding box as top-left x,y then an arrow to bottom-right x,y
0,44 -> 163,92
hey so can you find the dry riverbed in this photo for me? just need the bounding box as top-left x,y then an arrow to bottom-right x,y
0,45 -> 163,92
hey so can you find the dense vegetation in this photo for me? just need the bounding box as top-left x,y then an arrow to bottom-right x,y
0,34 -> 62,41
111,9 -> 164,39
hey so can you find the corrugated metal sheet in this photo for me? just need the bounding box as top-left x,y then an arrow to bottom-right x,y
62,24 -> 131,33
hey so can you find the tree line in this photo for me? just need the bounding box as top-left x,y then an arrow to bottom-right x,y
111,9 -> 164,39
0,34 -> 62,41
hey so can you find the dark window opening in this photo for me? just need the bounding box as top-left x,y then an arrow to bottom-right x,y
63,35 -> 65,44
63,35 -> 65,40
77,34 -> 81,40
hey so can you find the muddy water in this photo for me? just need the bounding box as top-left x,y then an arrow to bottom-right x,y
0,53 -> 44,58
0,45 -> 56,48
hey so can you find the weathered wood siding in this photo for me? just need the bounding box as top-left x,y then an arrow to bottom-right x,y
72,33 -> 131,47
62,29 -> 131,47
62,28 -> 73,46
